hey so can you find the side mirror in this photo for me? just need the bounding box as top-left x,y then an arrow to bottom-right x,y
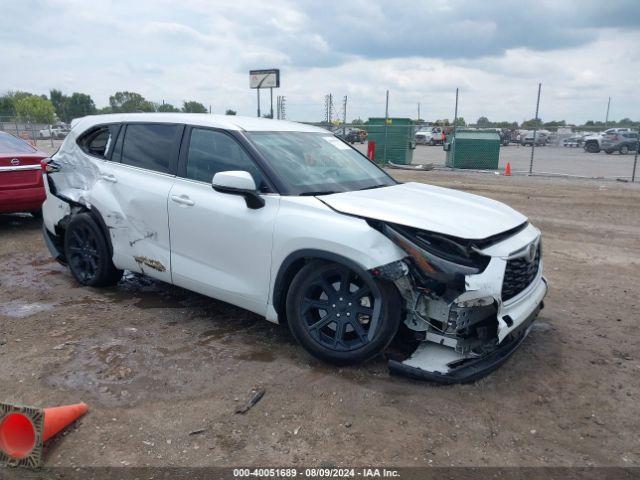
212,171 -> 265,209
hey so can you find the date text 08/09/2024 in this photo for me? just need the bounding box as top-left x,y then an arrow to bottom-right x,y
233,468 -> 400,478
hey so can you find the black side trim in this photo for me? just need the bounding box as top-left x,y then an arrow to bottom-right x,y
42,223 -> 66,265
388,302 -> 543,384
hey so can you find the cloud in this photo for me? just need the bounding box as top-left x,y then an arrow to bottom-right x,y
0,0 -> 639,123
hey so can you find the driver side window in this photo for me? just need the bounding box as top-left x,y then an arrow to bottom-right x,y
185,128 -> 264,189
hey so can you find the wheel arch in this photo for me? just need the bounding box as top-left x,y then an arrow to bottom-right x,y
272,249 -> 376,325
53,196 -> 115,261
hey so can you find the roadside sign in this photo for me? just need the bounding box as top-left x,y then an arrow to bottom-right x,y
250,69 -> 280,89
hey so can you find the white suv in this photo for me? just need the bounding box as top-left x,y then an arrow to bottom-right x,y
41,113 -> 547,382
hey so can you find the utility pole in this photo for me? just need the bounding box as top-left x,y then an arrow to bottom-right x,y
342,95 -> 347,135
417,102 -> 421,122
605,96 -> 611,127
385,90 -> 389,119
452,88 -> 459,162
257,88 -> 261,117
269,87 -> 274,119
280,96 -> 286,120
329,93 -> 333,124
529,82 -> 542,175
384,90 -> 390,163
453,89 -> 459,127
324,95 -> 329,124
324,94 -> 334,125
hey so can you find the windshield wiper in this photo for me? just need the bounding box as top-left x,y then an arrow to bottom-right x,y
299,191 -> 339,196
358,184 -> 388,191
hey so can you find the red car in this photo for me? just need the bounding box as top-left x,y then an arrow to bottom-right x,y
0,131 -> 48,216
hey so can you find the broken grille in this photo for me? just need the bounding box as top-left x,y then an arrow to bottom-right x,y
502,245 -> 541,302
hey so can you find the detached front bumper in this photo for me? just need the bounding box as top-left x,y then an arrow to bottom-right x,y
387,222 -> 548,384
389,282 -> 546,384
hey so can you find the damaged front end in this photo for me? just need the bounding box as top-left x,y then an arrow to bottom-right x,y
370,221 -> 548,384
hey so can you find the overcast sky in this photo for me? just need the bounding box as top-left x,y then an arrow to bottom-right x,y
2,0 -> 640,123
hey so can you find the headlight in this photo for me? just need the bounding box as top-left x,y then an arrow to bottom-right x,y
382,224 -> 490,289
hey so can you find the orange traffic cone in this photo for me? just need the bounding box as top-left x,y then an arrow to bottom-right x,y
0,402 -> 88,467
504,162 -> 512,176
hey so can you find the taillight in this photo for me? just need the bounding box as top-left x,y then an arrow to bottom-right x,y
41,158 -> 60,173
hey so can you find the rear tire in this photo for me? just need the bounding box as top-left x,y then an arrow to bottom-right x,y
286,260 -> 401,365
64,213 -> 123,287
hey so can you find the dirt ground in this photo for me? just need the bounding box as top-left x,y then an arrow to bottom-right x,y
1,170 -> 639,468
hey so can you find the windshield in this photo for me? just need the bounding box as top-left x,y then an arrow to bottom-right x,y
246,132 -> 396,195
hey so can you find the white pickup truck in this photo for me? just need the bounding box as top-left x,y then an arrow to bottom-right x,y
415,126 -> 445,145
583,128 -> 633,153
38,125 -> 70,140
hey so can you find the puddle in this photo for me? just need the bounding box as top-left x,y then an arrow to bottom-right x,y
0,300 -> 54,318
0,252 -> 70,290
45,319 -> 289,407
531,322 -> 553,332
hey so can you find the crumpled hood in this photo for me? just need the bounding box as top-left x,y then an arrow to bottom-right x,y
319,182 -> 527,240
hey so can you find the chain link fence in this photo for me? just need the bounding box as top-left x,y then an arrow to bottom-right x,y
3,90 -> 638,182
295,85 -> 640,182
0,116 -> 71,151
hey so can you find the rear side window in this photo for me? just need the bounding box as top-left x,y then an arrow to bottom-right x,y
78,125 -> 118,158
121,124 -> 182,174
185,128 -> 264,188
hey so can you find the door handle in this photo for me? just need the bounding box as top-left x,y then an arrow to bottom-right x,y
171,194 -> 195,206
100,173 -> 117,183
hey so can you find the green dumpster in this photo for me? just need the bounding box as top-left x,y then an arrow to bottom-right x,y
444,130 -> 500,169
366,118 -> 415,165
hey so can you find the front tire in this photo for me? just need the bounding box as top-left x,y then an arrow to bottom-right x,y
64,213 -> 123,287
286,260 -> 401,365
585,142 -> 600,153
620,145 -> 630,155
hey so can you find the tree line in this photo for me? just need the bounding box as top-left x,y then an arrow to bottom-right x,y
467,116 -> 639,130
0,90 -> 237,124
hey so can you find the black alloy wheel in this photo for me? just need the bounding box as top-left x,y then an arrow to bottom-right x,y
64,213 -> 123,287
286,260 -> 401,365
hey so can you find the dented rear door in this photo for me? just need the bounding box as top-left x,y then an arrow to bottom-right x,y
91,123 -> 183,282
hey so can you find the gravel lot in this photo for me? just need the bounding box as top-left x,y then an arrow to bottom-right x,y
1,169 -> 639,468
